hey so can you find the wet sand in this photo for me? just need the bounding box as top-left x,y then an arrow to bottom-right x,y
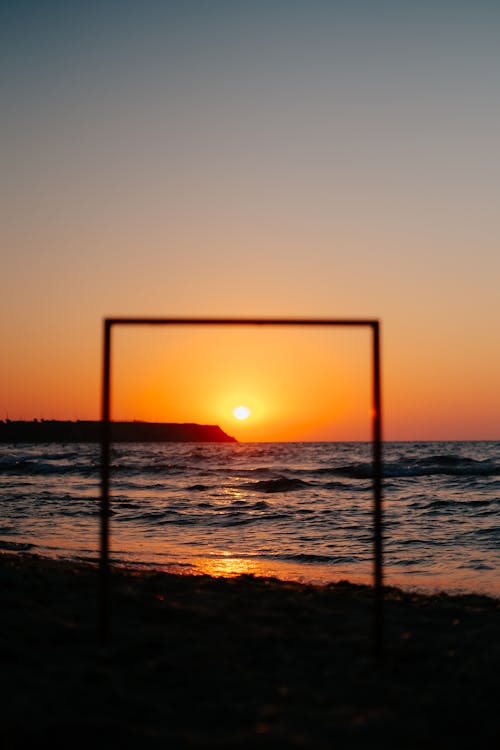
2,552 -> 499,747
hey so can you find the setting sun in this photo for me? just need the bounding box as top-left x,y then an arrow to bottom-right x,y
233,405 -> 251,420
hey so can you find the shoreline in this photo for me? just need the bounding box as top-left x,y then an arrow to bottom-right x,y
3,551 -> 499,746
3,542 -> 498,600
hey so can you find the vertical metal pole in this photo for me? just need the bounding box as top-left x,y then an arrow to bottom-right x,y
100,320 -> 111,643
372,322 -> 383,656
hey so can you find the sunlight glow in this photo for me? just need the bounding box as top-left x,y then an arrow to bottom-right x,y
233,405 -> 251,420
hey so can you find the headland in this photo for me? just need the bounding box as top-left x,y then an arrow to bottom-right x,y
0,419 -> 236,443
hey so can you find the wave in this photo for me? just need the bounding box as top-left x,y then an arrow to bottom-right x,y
4,446 -> 498,483
240,477 -> 312,493
316,454 -> 500,480
0,457 -> 190,478
277,552 -> 359,564
0,539 -> 36,551
0,458 -> 97,477
225,513 -> 291,527
111,463 -> 191,476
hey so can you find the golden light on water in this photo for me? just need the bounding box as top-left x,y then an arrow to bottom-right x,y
201,553 -> 257,578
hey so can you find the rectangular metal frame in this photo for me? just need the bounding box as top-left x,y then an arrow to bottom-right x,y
100,317 -> 383,653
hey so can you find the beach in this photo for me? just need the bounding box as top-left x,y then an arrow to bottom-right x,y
2,552 -> 499,747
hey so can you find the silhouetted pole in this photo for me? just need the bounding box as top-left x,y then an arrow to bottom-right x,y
372,322 -> 383,657
100,320 -> 111,643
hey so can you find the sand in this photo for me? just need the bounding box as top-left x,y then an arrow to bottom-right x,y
2,552 -> 499,748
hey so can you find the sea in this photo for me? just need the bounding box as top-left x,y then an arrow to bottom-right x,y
0,441 -> 499,598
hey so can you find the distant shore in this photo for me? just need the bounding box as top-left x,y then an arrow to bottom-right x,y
2,551 -> 499,747
0,419 -> 236,443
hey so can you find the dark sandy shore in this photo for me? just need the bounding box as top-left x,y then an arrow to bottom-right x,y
2,552 -> 499,748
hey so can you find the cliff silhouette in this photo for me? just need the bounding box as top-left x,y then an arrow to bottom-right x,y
0,420 -> 236,443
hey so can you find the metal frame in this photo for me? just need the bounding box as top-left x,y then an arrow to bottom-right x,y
100,317 -> 383,653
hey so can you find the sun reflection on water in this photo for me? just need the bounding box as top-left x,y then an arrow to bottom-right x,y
200,552 -> 258,578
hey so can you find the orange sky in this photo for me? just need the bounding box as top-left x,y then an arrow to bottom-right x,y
109,325 -> 373,442
1,2 -> 499,441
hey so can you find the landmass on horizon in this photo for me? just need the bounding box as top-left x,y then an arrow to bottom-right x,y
0,420 -> 237,443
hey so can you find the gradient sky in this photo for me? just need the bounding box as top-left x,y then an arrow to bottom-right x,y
1,0 -> 499,440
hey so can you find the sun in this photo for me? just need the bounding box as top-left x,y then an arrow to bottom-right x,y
232,405 -> 251,420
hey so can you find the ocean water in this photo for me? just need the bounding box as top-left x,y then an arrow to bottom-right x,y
0,441 -> 499,597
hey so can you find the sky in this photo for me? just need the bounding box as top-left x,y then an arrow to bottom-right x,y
1,0 -> 499,440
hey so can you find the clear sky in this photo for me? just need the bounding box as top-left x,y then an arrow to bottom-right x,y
1,0 -> 499,440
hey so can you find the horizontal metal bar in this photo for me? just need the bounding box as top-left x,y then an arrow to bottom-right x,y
106,317 -> 379,327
